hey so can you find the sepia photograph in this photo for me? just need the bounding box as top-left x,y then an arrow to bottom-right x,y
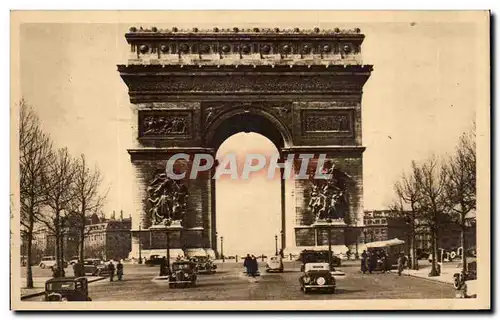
9,10 -> 490,311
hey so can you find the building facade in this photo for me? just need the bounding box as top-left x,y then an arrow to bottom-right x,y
363,209 -> 477,254
84,211 -> 132,261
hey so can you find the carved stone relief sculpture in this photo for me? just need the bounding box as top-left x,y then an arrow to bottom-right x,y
142,115 -> 188,136
147,172 -> 189,226
308,162 -> 351,224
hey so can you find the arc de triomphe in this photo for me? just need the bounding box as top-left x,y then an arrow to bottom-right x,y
117,26 -> 373,259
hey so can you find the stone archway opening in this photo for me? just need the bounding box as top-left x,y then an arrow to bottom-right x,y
215,132 -> 281,258
207,109 -> 291,258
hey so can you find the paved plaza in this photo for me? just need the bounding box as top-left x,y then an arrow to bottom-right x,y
22,260 -> 456,301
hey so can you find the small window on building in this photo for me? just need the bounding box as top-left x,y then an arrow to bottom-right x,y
381,219 -> 386,224
374,219 -> 380,225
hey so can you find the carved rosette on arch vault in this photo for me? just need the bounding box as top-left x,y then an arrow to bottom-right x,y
118,26 -> 372,257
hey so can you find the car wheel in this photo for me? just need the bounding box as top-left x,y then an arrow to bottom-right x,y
453,275 -> 461,289
279,268 -> 284,273
40,263 -> 45,269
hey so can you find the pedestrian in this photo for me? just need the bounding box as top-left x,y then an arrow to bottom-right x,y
361,250 -> 367,274
51,266 -> 58,278
108,260 -> 115,282
346,249 -> 352,261
159,256 -> 167,276
397,252 -> 407,276
250,255 -> 259,277
243,254 -> 251,275
368,251 -> 377,274
117,260 -> 124,281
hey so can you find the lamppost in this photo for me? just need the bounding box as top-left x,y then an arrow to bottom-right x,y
220,236 -> 224,262
326,218 -> 333,267
165,222 -> 171,274
138,225 -> 142,264
215,232 -> 218,259
275,234 -> 278,256
280,230 -> 284,257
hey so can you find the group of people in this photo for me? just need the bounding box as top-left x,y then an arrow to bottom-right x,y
243,254 -> 259,277
107,260 -> 124,281
360,249 -> 407,275
360,249 -> 390,274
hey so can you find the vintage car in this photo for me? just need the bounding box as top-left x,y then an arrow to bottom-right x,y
168,261 -> 197,288
299,262 -> 336,294
453,260 -> 477,290
299,250 -> 341,271
83,259 -> 109,276
192,256 -> 217,274
265,256 -> 284,273
145,255 -> 166,267
44,277 -> 92,301
366,238 -> 406,271
39,256 -> 68,269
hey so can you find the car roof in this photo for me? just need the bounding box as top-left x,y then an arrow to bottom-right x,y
46,277 -> 87,282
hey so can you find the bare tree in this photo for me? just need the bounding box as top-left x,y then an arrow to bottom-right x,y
444,126 -> 476,273
19,100 -> 53,288
71,154 -> 107,262
416,156 -> 450,277
36,148 -> 76,276
390,161 -> 423,270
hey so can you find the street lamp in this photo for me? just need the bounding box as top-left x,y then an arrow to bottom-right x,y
220,236 -> 224,262
280,230 -> 284,257
215,232 -> 218,259
275,234 -> 278,256
138,225 -> 143,264
326,218 -> 333,267
165,223 -> 171,274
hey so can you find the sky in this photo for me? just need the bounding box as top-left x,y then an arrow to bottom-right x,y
18,15 -> 479,254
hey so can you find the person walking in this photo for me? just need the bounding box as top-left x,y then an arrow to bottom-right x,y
250,255 -> 259,277
108,260 -> 115,282
160,256 -> 167,276
368,251 -> 377,274
397,252 -> 407,276
117,260 -> 124,281
361,250 -> 368,274
243,254 -> 251,275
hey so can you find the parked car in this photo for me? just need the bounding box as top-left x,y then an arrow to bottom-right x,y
265,256 -> 284,273
453,260 -> 477,288
83,259 -> 109,276
168,261 -> 197,288
299,262 -> 336,294
145,255 -> 166,267
39,256 -> 68,269
44,277 -> 91,301
192,256 -> 217,274
298,250 -> 341,271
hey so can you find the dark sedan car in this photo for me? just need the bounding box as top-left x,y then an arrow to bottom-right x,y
44,277 -> 92,301
145,255 -> 166,267
299,263 -> 336,294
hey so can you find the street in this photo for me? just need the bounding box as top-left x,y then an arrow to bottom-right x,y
24,260 -> 456,301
